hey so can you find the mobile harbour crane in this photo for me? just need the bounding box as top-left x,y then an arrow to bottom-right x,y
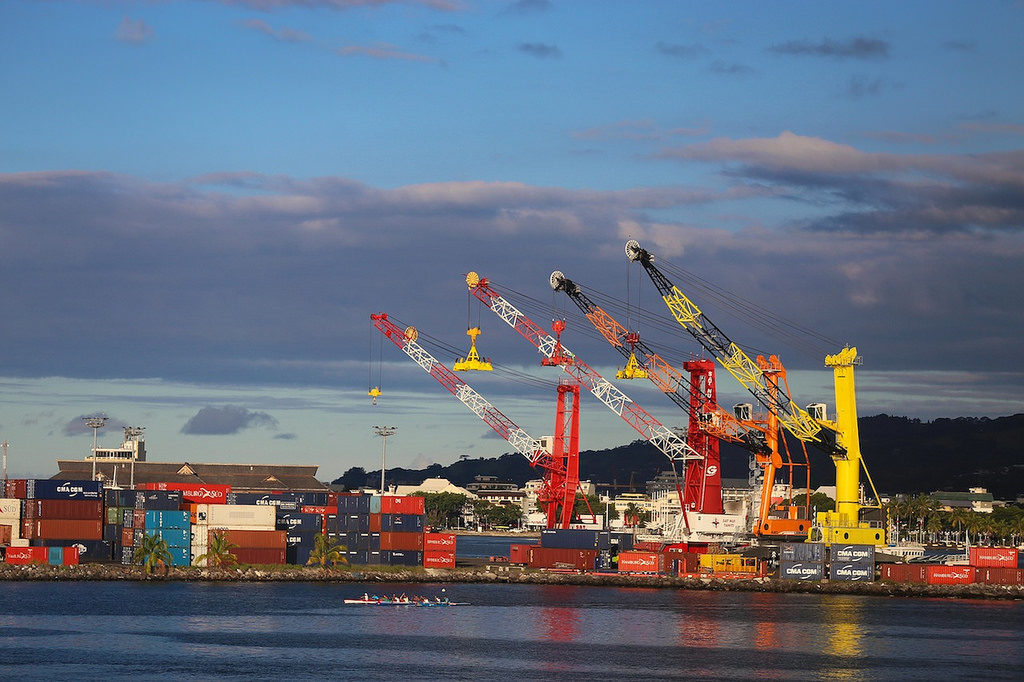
550,271 -> 814,540
371,312 -> 581,529
625,240 -> 885,546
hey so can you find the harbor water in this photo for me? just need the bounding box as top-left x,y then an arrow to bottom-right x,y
1,578 -> 1022,680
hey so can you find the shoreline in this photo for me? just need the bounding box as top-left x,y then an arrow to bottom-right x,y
2,563 -> 1021,600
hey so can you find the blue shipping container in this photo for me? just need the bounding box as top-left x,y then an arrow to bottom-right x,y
27,479 -> 103,501
145,510 -> 190,530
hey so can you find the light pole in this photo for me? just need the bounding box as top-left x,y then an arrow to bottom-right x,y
373,425 -> 397,495
1,440 -> 8,482
83,416 -> 108,481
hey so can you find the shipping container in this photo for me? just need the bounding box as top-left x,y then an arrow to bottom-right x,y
527,546 -> 600,570
0,524 -> 11,546
340,514 -> 371,533
617,550 -> 666,573
4,480 -> 28,499
31,539 -> 113,563
830,544 -> 876,564
228,492 -> 310,507
379,495 -> 426,516
973,567 -> 1024,585
509,543 -> 535,565
0,498 -> 21,518
218,529 -> 287,549
382,550 -> 423,567
423,550 -> 456,569
424,533 -> 457,551
204,504 -> 276,529
233,547 -> 286,565
780,542 -> 826,562
26,479 -> 103,501
379,531 -> 424,552
287,545 -> 314,566
145,510 -> 190,530
671,551 -> 701,575
23,519 -> 103,541
969,547 -> 1019,568
380,513 -> 424,533
4,546 -> 49,564
153,528 -> 190,548
830,562 -> 875,581
337,494 -> 372,514
779,560 -> 825,581
300,505 -> 331,516
144,482 -> 229,504
285,529 -> 319,547
699,553 -> 757,573
539,528 -> 603,549
275,512 -> 322,532
926,564 -> 974,585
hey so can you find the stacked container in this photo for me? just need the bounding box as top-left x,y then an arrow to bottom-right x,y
145,510 -> 191,566
423,532 -> 457,569
1,497 -> 25,548
617,550 -> 666,574
192,503 -> 277,565
880,563 -> 927,583
969,547 -> 1020,585
829,544 -> 876,582
19,480 -> 104,543
779,542 -> 826,581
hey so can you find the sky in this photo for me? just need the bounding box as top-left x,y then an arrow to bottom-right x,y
1,0 -> 1022,482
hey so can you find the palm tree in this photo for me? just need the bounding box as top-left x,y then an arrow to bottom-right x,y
194,530 -> 239,568
949,507 -> 970,545
306,533 -> 348,573
134,532 -> 173,576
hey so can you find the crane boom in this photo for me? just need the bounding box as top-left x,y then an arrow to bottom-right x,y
624,239 -> 844,458
465,272 -> 701,464
371,313 -> 552,469
549,270 -> 771,456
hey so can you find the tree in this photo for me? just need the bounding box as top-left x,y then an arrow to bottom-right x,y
306,533 -> 348,572
134,532 -> 173,576
194,529 -> 239,568
795,492 -> 835,515
416,491 -> 469,529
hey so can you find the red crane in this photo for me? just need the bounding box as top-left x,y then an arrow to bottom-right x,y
370,313 -> 581,528
464,272 -> 704,536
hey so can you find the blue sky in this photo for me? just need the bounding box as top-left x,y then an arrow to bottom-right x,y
1,0 -> 1022,481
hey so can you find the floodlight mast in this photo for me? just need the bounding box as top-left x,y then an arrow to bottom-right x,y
83,416 -> 108,481
374,425 -> 397,495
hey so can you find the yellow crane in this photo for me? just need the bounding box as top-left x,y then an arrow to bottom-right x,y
626,240 -> 885,546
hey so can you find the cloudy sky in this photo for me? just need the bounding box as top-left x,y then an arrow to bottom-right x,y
1,1 -> 1022,481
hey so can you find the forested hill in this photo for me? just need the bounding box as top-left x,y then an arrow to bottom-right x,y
334,414 -> 1024,500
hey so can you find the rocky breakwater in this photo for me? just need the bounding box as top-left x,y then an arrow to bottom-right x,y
2,563 -> 1022,600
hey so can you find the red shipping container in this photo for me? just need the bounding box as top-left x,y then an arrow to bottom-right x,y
61,546 -> 80,566
880,563 -> 928,583
233,547 -> 286,565
121,527 -> 135,547
509,543 -> 535,565
423,550 -> 456,569
528,547 -> 598,570
380,531 -> 424,551
926,564 -> 974,585
969,547 -> 1018,568
0,524 -> 11,545
28,519 -> 104,540
424,533 -> 457,551
4,479 -> 28,499
974,567 -> 1024,585
4,546 -> 49,564
671,551 -> 701,574
144,482 -> 230,504
369,514 -> 382,533
380,495 -> 425,516
301,505 -> 330,516
134,509 -> 147,528
22,499 -> 103,520
219,529 -> 287,549
617,550 -> 666,573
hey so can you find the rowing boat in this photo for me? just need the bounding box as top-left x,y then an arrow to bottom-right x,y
344,596 -> 464,606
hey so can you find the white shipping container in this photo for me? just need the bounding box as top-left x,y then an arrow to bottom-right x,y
0,498 -> 21,518
206,504 -> 276,529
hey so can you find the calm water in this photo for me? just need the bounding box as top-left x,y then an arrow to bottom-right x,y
1,579 -> 1021,680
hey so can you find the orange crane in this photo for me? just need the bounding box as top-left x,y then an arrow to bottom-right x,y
463,272 -> 725,541
550,271 -> 812,538
371,313 -> 580,528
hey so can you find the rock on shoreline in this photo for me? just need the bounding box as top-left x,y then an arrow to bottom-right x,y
1,563 -> 1021,600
